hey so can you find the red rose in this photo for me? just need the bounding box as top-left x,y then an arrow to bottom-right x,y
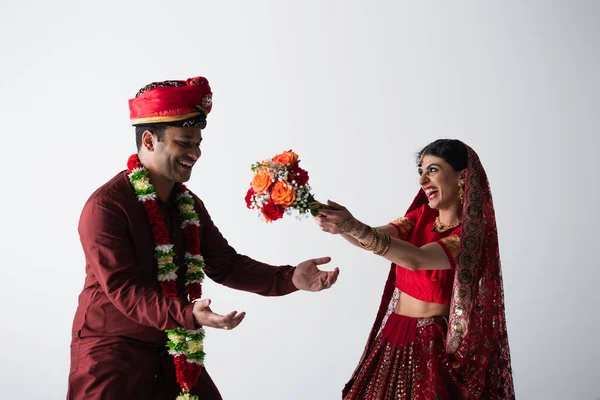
261,199 -> 285,222
289,166 -> 309,186
245,187 -> 255,209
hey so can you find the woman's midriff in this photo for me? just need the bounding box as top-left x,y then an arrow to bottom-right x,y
394,291 -> 449,318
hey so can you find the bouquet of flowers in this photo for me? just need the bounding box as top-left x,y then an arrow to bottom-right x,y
245,150 -> 323,222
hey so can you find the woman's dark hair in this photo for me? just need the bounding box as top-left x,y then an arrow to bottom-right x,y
417,139 -> 468,171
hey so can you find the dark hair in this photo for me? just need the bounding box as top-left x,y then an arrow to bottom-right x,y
417,139 -> 468,171
135,125 -> 167,150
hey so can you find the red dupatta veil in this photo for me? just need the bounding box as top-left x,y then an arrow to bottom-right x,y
345,144 -> 515,399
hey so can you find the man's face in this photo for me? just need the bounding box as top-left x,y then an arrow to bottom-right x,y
150,126 -> 202,183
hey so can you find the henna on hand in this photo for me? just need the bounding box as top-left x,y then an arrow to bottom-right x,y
357,223 -> 371,240
336,218 -> 367,237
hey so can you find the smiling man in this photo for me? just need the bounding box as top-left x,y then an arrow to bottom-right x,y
67,77 -> 339,400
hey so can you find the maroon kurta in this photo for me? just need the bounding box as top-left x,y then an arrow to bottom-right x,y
67,171 -> 298,399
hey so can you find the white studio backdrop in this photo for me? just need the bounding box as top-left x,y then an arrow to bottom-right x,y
0,1 -> 598,399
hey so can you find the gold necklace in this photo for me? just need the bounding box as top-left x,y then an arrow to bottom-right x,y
434,217 -> 461,233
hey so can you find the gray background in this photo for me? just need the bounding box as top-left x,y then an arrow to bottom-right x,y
0,0 -> 598,398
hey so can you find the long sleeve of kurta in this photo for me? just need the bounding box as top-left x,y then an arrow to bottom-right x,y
195,197 -> 299,296
79,197 -> 197,332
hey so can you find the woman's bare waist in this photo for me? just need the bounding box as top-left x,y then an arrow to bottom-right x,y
394,292 -> 449,318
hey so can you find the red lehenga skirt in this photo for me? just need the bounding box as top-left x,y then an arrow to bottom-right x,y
343,313 -> 458,400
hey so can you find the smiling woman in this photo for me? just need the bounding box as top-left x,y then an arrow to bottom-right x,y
313,139 -> 515,399
417,139 -> 467,231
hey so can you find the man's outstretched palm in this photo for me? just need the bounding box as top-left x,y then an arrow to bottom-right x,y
192,257 -> 339,330
192,298 -> 246,330
292,257 -> 340,291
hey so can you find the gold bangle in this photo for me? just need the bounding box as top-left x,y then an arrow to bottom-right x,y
372,229 -> 381,251
373,233 -> 384,255
371,232 -> 382,253
372,231 -> 384,253
360,228 -> 378,250
375,233 -> 392,256
381,234 -> 392,255
384,234 -> 393,255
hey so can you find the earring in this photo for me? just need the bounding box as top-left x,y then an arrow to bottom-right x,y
458,186 -> 464,204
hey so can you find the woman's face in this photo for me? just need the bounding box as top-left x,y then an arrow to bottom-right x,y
418,154 -> 464,210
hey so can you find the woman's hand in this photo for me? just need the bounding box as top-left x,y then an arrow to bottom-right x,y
314,200 -> 366,237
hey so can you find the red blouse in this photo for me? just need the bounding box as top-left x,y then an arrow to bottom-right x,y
389,204 -> 461,305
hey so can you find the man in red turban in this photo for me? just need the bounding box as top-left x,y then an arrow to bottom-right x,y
67,76 -> 340,399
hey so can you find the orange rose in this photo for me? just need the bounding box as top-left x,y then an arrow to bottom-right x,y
270,181 -> 296,207
251,170 -> 272,194
272,150 -> 299,166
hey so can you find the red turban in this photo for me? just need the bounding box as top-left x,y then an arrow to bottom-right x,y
128,77 -> 213,126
